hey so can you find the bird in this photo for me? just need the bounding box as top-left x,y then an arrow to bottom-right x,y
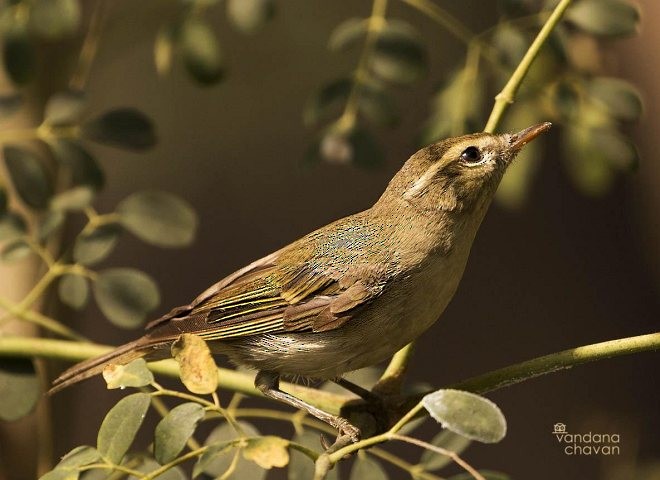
50,122 -> 551,444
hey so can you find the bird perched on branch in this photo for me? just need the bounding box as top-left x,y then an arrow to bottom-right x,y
51,123 -> 551,447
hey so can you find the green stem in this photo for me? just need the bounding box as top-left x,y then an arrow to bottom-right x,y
337,0 -> 388,131
483,0 -> 573,132
375,342 -> 415,394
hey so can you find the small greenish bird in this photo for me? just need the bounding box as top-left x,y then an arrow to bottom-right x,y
51,123 -> 551,443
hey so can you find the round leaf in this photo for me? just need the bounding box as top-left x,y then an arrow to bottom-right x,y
82,108 -> 156,151
171,333 -> 218,394
44,90 -> 86,126
328,18 -> 367,51
309,128 -> 383,168
0,212 -> 27,242
38,469 -> 77,480
154,402 -> 205,464
97,393 -> 151,464
38,210 -> 65,242
117,191 -> 198,248
49,140 -> 105,190
93,268 -> 160,328
29,0 -> 81,38
0,358 -> 40,421
58,274 -> 90,310
226,0 -> 274,34
3,145 -> 54,209
422,389 -> 507,444
57,446 -> 101,469
243,436 -> 290,470
102,358 -> 154,390
1,239 -> 31,262
2,26 -> 35,85
195,422 -> 265,479
50,186 -> 95,211
349,453 -> 388,480
587,77 -> 643,121
566,0 -> 640,37
303,78 -> 351,126
371,21 -> 426,84
73,223 -> 121,265
181,17 -> 224,85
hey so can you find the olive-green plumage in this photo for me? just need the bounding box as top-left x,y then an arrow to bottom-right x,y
51,123 -> 551,441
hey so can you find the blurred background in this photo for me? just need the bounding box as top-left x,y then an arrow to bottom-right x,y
0,0 -> 658,479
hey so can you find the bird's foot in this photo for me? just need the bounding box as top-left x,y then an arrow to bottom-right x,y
319,417 -> 360,454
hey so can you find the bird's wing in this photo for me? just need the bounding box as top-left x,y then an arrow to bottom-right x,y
145,238 -> 390,341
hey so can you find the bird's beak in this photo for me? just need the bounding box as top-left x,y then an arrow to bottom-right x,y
509,122 -> 552,150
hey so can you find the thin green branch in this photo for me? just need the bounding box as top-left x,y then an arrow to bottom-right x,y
375,342 -> 415,394
484,0 -> 573,132
0,336 -> 350,415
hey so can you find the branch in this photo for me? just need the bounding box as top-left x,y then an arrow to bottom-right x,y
483,0 -> 573,132
0,336 -> 350,415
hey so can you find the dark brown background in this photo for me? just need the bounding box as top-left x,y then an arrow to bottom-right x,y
3,0 -> 660,478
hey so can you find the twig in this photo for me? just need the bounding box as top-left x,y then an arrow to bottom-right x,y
69,0 -> 108,91
484,0 -> 573,132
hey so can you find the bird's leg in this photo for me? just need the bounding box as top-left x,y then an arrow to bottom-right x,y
255,370 -> 360,447
332,377 -> 381,404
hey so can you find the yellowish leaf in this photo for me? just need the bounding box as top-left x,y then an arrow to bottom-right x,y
171,334 -> 219,394
242,436 -> 289,469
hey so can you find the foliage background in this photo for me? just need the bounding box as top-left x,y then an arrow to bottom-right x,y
0,0 -> 658,479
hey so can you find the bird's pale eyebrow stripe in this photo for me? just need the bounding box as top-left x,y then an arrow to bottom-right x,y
403,160 -> 446,199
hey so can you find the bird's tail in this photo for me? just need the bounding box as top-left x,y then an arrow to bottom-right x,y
49,337 -> 171,395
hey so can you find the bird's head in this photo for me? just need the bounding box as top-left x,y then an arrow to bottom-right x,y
379,123 -> 552,214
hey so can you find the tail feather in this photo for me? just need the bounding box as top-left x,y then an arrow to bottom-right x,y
49,338 -> 169,395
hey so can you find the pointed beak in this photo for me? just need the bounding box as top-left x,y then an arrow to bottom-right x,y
509,122 -> 552,150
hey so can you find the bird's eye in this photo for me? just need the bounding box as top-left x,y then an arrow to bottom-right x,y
460,146 -> 482,164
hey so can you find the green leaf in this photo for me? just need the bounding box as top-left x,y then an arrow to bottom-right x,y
371,20 -> 426,84
50,186 -> 95,211
126,456 -> 186,479
82,108 -> 156,151
422,389 -> 507,444
2,26 -> 36,85
49,140 -> 105,190
171,334 -> 218,394
287,430 -> 338,480
304,78 -> 351,126
566,0 -> 640,37
3,145 -> 54,209
420,430 -> 472,471
357,85 -> 399,127
39,469 -> 78,480
73,223 -> 122,265
0,212 -> 27,241
102,358 -> 154,390
44,90 -> 86,126
447,471 -> 511,480
0,358 -> 40,421
309,128 -> 383,168
195,422 -> 265,479
29,0 -> 81,38
57,446 -> 102,468
226,0 -> 274,34
97,392 -> 151,464
93,268 -> 160,328
349,452 -> 388,480
154,403 -> 206,464
38,210 -> 65,242
587,77 -> 643,122
243,436 -> 289,469
1,239 -> 31,262
328,17 -> 367,51
58,274 -> 89,310
117,191 -> 198,248
181,17 -> 224,86
0,93 -> 23,119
